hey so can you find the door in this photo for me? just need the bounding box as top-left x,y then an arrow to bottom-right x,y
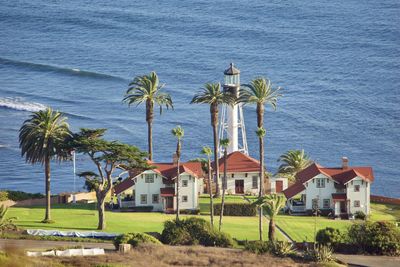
340,201 -> 346,213
165,197 -> 174,210
276,180 -> 283,193
235,180 -> 244,194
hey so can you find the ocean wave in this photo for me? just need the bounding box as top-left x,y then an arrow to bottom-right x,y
0,57 -> 127,82
0,97 -> 47,112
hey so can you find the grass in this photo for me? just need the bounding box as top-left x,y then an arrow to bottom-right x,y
7,203 -> 284,241
369,202 -> 400,222
199,194 -> 257,214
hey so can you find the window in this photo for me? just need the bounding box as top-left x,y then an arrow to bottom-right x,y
312,199 -> 319,210
323,199 -> 330,209
145,174 -> 154,183
182,180 -> 188,187
182,195 -> 188,202
354,200 -> 360,207
152,194 -> 159,204
252,176 -> 258,189
354,185 -> 360,192
231,174 -> 235,178
316,178 -> 325,188
140,194 -> 147,204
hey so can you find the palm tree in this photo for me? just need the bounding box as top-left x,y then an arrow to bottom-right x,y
218,138 -> 229,231
278,149 -> 312,181
123,71 -> 173,161
201,146 -> 214,227
256,127 -> 266,240
239,78 -> 281,239
19,108 -> 71,223
191,83 -> 236,196
172,125 -> 184,221
253,194 -> 286,241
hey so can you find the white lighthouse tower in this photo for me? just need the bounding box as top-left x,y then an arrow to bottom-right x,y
219,63 -> 248,157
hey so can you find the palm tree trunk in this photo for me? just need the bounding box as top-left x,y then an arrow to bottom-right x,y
259,136 -> 264,240
268,218 -> 275,241
207,158 -> 214,227
44,157 -> 51,222
97,192 -> 106,230
212,122 -> 220,197
176,157 -> 180,221
147,120 -> 153,161
219,149 -> 227,231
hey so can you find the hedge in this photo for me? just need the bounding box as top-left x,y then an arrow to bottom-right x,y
213,203 -> 256,216
113,233 -> 161,249
0,191 -> 44,201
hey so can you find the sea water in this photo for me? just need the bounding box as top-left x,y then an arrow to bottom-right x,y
0,0 -> 399,197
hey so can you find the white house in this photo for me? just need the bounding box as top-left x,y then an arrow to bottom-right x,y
283,157 -> 374,218
210,151 -> 288,195
113,161 -> 204,213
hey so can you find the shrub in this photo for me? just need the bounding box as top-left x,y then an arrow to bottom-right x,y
348,221 -> 400,256
244,241 -> 272,254
271,241 -> 296,257
113,233 -> 161,249
0,192 -> 8,202
161,217 -> 234,247
120,206 -> 153,212
180,209 -> 200,215
354,211 -> 366,220
214,203 -> 257,216
316,227 -> 344,249
304,245 -> 334,263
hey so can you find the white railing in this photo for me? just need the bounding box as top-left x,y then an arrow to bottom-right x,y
120,200 -> 135,208
290,204 -> 306,212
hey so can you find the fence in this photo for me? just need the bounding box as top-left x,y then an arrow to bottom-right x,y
371,195 -> 400,205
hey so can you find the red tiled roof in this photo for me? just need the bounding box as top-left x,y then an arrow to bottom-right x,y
332,193 -> 347,200
151,161 -> 204,181
282,182 -> 305,199
160,187 -> 175,197
114,178 -> 135,195
213,151 -> 260,173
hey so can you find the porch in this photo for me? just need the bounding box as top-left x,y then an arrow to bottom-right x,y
332,193 -> 349,219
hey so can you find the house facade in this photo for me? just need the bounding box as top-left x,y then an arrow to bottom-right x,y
283,157 -> 374,218
209,151 -> 287,195
113,161 -> 204,213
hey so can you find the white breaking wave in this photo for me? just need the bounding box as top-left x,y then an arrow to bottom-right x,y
0,97 -> 47,112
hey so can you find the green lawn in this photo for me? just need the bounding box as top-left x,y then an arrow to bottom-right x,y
369,202 -> 400,222
199,194 -> 257,214
7,203 -> 283,241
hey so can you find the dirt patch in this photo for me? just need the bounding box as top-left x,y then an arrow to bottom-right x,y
4,244 -> 309,267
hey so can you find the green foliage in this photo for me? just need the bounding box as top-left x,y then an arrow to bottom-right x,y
113,232 -> 161,249
304,245 -> 334,263
316,227 -> 344,248
253,194 -> 286,219
255,127 -> 266,138
239,77 -> 282,109
354,211 -> 366,220
2,191 -> 44,201
161,217 -> 234,247
0,192 -> 8,202
348,221 -> 400,255
179,209 -> 200,215
214,203 -> 257,216
277,149 -> 312,181
119,206 -> 154,212
1,231 -> 111,243
0,205 -> 17,232
244,240 -> 295,257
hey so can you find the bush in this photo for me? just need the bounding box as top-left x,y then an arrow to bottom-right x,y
214,203 -> 257,216
244,241 -> 272,254
161,217 -> 234,247
120,206 -> 153,212
304,245 -> 334,263
0,192 -> 8,202
113,233 -> 161,249
271,241 -> 296,257
354,211 -> 366,220
180,209 -> 200,215
316,227 -> 344,249
348,221 -> 400,256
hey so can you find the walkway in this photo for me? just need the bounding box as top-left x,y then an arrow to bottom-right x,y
335,253 -> 400,267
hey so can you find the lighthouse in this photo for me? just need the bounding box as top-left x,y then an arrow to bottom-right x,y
219,63 -> 248,157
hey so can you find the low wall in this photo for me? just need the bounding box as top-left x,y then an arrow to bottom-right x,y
371,195 -> 400,205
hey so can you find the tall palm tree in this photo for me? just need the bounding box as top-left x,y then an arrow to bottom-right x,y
256,127 -> 266,240
191,83 -> 236,196
239,78 -> 281,239
218,138 -> 229,231
19,108 -> 71,223
201,146 -> 214,227
171,125 -> 184,221
253,194 -> 286,241
278,149 -> 312,181
123,71 -> 173,161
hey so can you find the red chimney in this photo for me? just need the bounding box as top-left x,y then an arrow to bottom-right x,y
342,157 -> 349,169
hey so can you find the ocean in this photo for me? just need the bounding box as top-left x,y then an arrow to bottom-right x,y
0,0 -> 399,197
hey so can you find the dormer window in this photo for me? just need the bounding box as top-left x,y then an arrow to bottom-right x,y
316,178 -> 325,188
145,174 -> 154,183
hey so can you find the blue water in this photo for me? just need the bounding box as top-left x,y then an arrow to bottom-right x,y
0,0 -> 399,197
